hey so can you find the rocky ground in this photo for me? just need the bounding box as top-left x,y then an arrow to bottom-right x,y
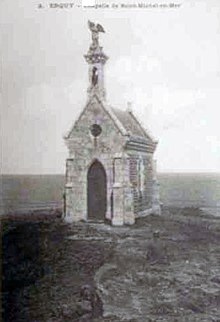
2,207 -> 220,321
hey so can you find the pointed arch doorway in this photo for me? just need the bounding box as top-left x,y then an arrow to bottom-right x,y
87,160 -> 107,220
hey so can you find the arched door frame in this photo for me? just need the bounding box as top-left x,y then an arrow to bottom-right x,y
87,159 -> 107,220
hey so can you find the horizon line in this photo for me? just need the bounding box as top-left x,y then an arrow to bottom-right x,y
1,171 -> 220,176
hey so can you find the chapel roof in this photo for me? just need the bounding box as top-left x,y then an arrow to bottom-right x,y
64,93 -> 156,147
111,107 -> 155,142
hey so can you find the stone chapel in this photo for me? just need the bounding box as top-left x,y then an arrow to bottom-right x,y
63,21 -> 161,225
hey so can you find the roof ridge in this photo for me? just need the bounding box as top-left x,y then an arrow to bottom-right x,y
64,94 -> 128,140
128,109 -> 157,143
103,103 -> 128,136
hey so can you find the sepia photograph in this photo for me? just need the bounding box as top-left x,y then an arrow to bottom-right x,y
1,0 -> 220,320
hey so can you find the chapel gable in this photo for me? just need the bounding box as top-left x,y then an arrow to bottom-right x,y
63,21 -> 161,225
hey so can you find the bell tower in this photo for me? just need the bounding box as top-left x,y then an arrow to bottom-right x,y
84,21 -> 108,100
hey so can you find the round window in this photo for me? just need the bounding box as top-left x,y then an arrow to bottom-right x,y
90,124 -> 102,137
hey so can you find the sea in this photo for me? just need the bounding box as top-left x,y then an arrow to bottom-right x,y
1,173 -> 220,217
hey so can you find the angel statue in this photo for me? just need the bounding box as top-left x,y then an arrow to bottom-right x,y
88,20 -> 105,48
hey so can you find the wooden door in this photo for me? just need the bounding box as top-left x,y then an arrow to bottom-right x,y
87,160 -> 107,220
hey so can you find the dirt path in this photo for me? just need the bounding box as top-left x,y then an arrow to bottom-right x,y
2,207 -> 220,321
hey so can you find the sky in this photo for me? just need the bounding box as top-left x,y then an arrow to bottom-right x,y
1,0 -> 220,174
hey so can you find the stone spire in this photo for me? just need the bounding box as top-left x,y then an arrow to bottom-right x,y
84,21 -> 108,100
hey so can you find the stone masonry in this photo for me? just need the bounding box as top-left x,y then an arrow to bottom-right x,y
63,22 -> 161,225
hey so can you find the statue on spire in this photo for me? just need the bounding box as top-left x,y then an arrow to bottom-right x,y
88,20 -> 105,48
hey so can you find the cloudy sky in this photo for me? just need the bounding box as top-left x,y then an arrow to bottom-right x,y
1,0 -> 220,174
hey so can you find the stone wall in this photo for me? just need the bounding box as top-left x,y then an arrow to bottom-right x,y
64,96 -> 127,224
128,152 -> 154,215
64,94 -> 159,225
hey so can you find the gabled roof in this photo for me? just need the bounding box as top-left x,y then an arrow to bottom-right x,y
64,93 -> 157,145
111,107 -> 156,143
64,94 -> 127,140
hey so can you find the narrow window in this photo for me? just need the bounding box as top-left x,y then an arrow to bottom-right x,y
92,66 -> 98,86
